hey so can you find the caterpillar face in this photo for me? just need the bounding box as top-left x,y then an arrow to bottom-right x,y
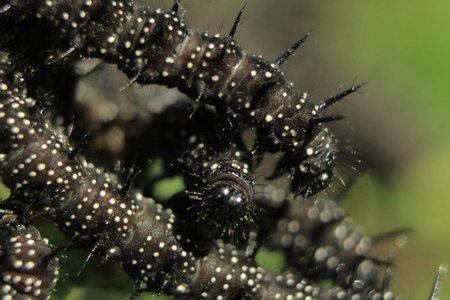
201,171 -> 254,211
183,160 -> 258,245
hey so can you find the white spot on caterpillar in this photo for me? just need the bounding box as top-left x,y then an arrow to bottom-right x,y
107,36 -> 116,43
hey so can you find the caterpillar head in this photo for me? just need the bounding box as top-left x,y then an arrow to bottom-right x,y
185,161 -> 258,243
264,121 -> 336,197
292,125 -> 336,197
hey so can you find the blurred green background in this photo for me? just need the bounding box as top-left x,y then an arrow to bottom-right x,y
2,0 -> 450,299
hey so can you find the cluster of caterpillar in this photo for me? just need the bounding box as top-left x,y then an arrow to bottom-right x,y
0,0 -> 427,299
0,52 -> 395,299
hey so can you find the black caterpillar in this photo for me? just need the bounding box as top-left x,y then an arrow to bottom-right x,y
0,53 -> 397,299
0,209 -> 60,300
1,0 -> 363,198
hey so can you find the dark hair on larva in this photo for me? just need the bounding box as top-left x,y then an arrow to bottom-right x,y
2,0 -> 363,197
0,209 -> 60,300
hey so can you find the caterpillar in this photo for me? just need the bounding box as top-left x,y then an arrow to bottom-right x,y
267,194 -> 387,293
0,209 -> 60,300
0,51 -> 401,299
137,100 -> 261,249
1,0 -> 363,197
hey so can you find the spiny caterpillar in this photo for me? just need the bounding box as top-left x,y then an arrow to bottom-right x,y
0,51 -> 400,299
1,0 -> 362,197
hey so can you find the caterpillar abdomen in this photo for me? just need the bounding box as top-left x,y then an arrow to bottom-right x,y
0,210 -> 60,300
268,196 -> 383,293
